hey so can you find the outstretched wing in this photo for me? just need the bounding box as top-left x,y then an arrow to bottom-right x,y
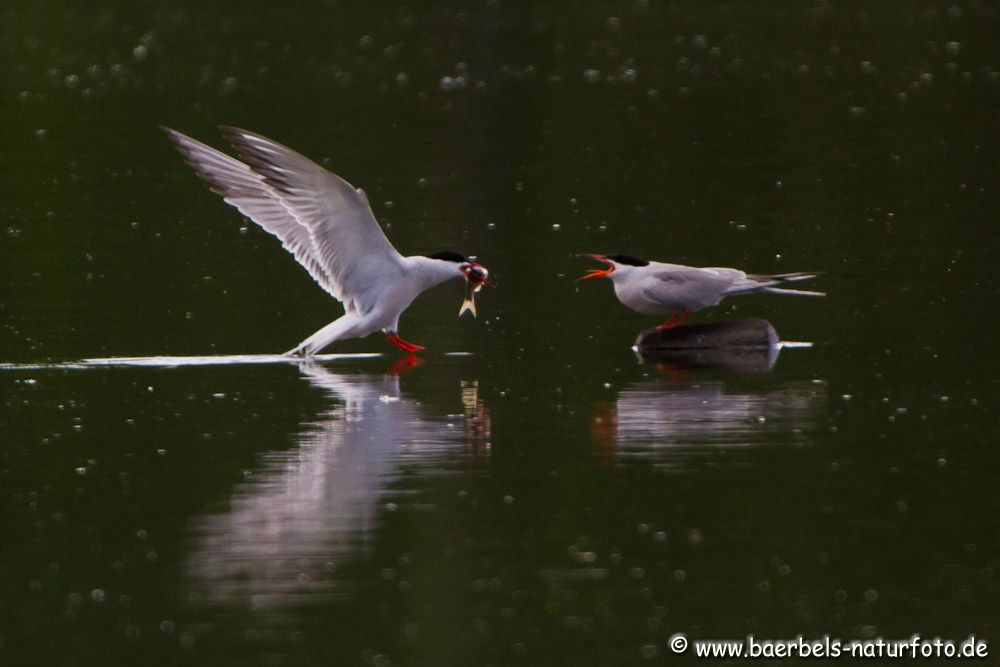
163,127 -> 405,314
219,127 -> 406,314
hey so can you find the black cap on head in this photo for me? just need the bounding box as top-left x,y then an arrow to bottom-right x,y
607,254 -> 649,267
425,250 -> 468,263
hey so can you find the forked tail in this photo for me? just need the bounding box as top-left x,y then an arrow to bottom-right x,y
753,272 -> 824,297
760,286 -> 826,297
726,271 -> 825,297
753,271 -> 819,283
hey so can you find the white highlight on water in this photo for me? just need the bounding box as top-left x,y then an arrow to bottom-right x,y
0,353 -> 384,370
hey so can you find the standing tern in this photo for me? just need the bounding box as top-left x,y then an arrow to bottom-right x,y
163,127 -> 489,356
579,254 -> 823,328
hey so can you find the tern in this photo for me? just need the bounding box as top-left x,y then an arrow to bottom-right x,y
579,254 -> 823,328
163,126 -> 489,356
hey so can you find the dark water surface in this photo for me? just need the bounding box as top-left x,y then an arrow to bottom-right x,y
2,2 -> 999,664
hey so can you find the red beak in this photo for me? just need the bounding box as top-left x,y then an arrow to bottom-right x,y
578,254 -> 615,281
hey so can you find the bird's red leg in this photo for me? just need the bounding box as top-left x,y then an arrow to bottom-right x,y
656,310 -> 692,330
657,313 -> 680,330
396,336 -> 425,352
386,334 -> 425,353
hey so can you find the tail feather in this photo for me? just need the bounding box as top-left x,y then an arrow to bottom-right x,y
761,287 -> 825,297
725,271 -> 822,296
750,271 -> 819,283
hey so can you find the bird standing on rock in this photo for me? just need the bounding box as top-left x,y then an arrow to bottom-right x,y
578,254 -> 823,328
163,126 -> 489,357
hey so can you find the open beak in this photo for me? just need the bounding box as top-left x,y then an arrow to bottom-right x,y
460,262 -> 489,318
577,254 -> 615,281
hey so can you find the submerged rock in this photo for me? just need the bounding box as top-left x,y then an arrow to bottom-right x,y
634,318 -> 780,372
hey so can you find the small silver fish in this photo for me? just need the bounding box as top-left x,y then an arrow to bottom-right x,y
459,279 -> 483,318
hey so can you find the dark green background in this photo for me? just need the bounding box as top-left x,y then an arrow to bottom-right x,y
2,1 -> 998,664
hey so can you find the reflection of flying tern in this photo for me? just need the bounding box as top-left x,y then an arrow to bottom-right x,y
164,127 -> 489,356
184,366 -> 488,609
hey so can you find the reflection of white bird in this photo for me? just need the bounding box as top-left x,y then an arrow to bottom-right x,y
591,380 -> 825,464
580,254 -> 822,328
184,366 -> 485,609
163,127 -> 489,356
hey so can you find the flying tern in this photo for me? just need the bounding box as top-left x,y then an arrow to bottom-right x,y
163,127 -> 488,356
579,254 -> 822,328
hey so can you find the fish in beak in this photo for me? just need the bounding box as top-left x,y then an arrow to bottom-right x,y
577,254 -> 615,280
459,263 -> 489,318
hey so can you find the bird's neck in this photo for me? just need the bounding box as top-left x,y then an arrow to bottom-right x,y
405,256 -> 462,291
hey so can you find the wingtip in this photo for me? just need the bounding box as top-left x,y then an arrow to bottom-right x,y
160,126 -> 192,152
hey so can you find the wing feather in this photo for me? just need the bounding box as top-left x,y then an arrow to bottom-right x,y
219,126 -> 405,314
163,126 -> 405,314
640,266 -> 740,309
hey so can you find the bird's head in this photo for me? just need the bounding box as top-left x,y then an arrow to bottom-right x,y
425,250 -> 489,285
425,251 -> 489,318
577,253 -> 648,280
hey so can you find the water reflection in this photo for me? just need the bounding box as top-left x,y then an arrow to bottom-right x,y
592,379 -> 826,467
184,365 -> 488,610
